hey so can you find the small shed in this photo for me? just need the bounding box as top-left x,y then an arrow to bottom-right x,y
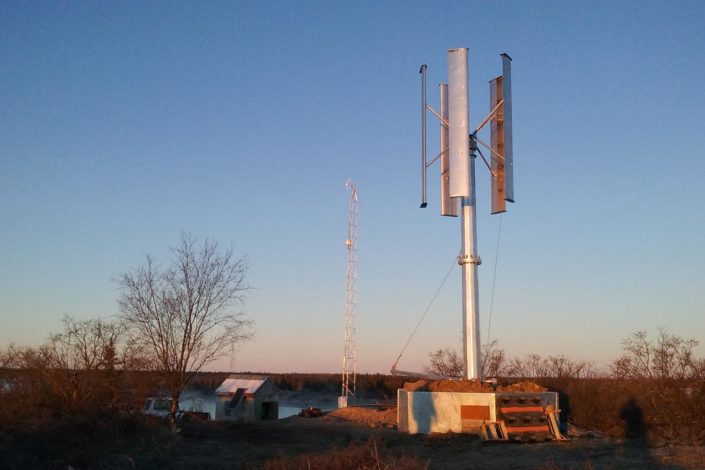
214,375 -> 279,421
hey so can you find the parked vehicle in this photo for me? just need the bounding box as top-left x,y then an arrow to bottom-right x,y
299,406 -> 322,418
142,396 -> 210,421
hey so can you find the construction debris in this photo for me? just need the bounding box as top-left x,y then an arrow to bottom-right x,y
402,379 -> 546,393
566,423 -> 604,439
480,421 -> 509,441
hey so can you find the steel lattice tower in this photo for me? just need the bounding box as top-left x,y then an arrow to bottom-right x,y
340,179 -> 358,407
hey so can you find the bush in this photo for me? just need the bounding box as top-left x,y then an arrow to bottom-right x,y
260,438 -> 427,470
0,412 -> 170,469
538,377 -> 705,444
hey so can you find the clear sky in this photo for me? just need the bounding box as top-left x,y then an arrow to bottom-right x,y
2,1 -> 704,374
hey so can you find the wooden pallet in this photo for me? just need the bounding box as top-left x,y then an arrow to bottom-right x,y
480,420 -> 509,441
495,393 -> 570,442
545,405 -> 568,441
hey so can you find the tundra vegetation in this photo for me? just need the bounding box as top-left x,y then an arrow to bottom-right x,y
426,329 -> 705,443
1,328 -> 704,468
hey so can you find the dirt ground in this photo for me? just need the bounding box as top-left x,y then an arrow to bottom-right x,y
403,379 -> 548,394
136,408 -> 705,470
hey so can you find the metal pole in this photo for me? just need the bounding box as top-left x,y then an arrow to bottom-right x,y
459,139 -> 481,380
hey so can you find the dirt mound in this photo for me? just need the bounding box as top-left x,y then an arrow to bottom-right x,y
402,380 -> 431,392
328,407 -> 397,428
496,380 -> 547,393
402,379 -> 546,393
429,380 -> 493,393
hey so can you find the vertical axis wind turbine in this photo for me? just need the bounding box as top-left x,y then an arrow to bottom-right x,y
339,179 -> 358,408
419,50 -> 514,380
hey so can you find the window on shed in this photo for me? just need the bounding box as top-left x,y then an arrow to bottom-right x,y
228,388 -> 247,409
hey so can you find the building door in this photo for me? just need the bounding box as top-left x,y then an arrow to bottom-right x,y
261,401 -> 278,420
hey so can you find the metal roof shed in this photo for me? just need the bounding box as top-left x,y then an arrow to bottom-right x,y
214,376 -> 279,421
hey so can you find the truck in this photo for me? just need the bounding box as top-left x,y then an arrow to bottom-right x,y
142,396 -> 211,421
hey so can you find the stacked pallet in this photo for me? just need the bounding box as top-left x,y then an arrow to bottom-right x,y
480,393 -> 567,442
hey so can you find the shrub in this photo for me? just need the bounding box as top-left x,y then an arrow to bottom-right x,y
260,438 -> 427,470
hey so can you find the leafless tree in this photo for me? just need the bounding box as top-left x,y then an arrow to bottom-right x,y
693,358 -> 705,380
611,329 -> 699,381
481,339 -> 508,378
424,348 -> 463,378
0,316 -> 135,419
505,353 -> 548,378
117,234 -> 252,424
424,341 -> 508,379
49,315 -> 124,371
545,354 -> 597,379
424,341 -> 599,380
0,344 -> 20,369
504,352 -> 598,379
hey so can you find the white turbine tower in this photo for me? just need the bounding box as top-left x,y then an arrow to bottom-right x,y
417,51 -> 514,380
339,179 -> 358,408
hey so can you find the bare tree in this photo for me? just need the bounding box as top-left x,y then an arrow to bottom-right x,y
545,354 -> 597,379
481,339 -> 508,378
611,329 -> 699,381
693,358 -> 705,380
424,348 -> 463,377
0,316 -> 133,418
425,341 -> 599,380
0,344 -> 20,369
117,234 -> 252,424
503,352 -> 598,379
49,315 -> 124,371
505,353 -> 549,378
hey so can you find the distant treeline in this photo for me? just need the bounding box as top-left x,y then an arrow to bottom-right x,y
3,328 -> 705,446
0,367 -> 403,399
187,371 -> 406,399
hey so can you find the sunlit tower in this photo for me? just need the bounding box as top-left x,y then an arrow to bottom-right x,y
419,50 -> 514,380
339,179 -> 358,408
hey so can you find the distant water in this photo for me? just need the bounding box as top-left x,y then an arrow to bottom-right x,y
276,390 -> 339,420
178,390 -> 339,420
278,404 -> 305,419
278,401 -> 337,419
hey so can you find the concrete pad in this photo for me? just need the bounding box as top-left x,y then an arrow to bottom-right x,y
397,390 -> 559,435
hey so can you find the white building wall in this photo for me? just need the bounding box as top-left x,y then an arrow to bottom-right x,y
397,390 -> 560,434
397,390 -> 497,434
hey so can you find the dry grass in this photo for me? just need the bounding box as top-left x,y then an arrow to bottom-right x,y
539,377 -> 705,444
328,406 -> 397,428
536,458 -> 597,470
259,438 -> 427,470
0,413 -> 172,470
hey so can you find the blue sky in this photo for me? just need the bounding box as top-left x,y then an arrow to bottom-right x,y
2,1 -> 704,373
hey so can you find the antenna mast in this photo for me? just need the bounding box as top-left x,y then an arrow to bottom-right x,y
340,179 -> 358,408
